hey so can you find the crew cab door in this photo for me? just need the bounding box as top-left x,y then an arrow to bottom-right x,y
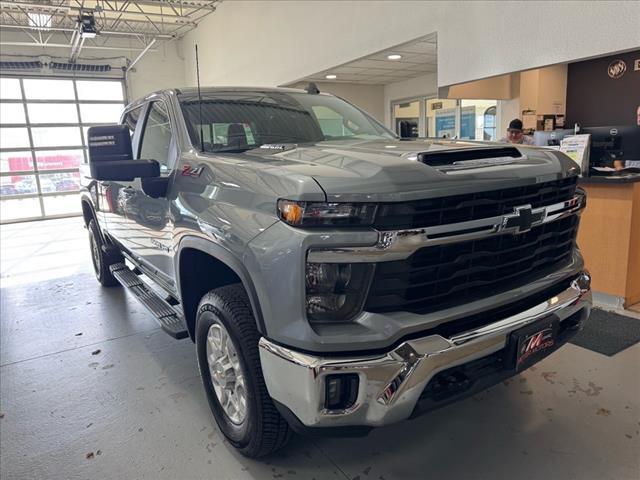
116,99 -> 177,290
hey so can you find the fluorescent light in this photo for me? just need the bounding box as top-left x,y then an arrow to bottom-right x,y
325,74 -> 337,79
387,54 -> 402,60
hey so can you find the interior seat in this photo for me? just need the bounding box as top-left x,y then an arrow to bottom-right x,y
227,123 -> 248,148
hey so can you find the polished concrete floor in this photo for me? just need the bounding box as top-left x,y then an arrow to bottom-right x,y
1,217 -> 639,480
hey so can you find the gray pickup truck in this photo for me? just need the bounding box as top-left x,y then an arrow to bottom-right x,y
80,86 -> 592,457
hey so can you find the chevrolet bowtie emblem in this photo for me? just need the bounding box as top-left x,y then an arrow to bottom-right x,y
501,205 -> 544,234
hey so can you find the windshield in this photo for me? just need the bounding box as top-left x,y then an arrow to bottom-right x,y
179,91 -> 395,153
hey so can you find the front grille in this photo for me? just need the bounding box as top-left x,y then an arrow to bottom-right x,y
373,176 -> 577,230
364,214 -> 580,315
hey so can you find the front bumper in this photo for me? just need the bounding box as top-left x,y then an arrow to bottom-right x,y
258,272 -> 592,429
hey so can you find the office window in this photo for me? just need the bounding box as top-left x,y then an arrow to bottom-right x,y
460,99 -> 498,140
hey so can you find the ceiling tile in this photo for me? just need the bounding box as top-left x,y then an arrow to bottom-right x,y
347,58 -> 398,69
332,66 -> 369,74
297,33 -> 438,86
393,41 -> 437,55
400,53 -> 437,64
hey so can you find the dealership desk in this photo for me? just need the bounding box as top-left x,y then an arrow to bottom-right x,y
577,175 -> 640,307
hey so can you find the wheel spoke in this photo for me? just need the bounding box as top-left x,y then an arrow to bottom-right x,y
228,392 -> 239,415
208,327 -> 221,350
220,388 -> 229,408
218,327 -> 228,351
236,386 -> 247,414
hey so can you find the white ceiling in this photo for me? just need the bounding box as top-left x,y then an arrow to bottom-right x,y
301,33 -> 437,85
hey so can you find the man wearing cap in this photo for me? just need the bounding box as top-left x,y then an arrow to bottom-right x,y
501,119 -> 534,145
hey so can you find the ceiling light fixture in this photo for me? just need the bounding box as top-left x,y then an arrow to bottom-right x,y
387,54 -> 402,60
325,74 -> 337,79
27,13 -> 52,30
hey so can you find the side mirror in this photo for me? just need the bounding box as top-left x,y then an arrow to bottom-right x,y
141,177 -> 169,198
90,159 -> 160,181
86,125 -> 160,181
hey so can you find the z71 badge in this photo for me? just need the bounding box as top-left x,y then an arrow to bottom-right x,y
181,165 -> 204,177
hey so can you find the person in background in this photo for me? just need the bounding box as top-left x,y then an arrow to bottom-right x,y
501,119 -> 534,145
612,105 -> 640,170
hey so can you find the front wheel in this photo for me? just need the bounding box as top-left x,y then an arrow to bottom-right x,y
195,284 -> 291,458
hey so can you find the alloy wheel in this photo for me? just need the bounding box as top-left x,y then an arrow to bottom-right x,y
205,322 -> 247,424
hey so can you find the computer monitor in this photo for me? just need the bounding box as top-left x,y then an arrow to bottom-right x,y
533,129 -> 574,147
581,126 -> 640,167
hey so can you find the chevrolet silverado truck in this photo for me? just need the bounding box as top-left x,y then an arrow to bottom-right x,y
80,86 -> 592,458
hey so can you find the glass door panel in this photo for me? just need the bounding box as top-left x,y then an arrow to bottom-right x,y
393,101 -> 420,138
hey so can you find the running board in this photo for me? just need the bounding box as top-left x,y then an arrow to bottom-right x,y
109,263 -> 189,339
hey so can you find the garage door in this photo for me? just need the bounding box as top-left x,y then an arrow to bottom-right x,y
0,76 -> 125,223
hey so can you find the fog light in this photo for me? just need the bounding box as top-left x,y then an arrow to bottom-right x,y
324,373 -> 358,410
324,374 -> 359,410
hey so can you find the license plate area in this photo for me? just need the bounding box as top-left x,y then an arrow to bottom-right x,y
506,316 -> 559,372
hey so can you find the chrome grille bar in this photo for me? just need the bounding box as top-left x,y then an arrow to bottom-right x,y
308,194 -> 585,263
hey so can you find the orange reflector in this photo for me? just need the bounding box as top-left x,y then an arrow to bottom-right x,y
279,200 -> 304,225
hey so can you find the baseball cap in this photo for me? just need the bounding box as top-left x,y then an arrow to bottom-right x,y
508,119 -> 523,131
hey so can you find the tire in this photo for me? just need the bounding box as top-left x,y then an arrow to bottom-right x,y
195,284 -> 291,458
87,219 -> 122,287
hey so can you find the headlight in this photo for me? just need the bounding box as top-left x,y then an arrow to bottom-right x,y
305,262 -> 373,323
278,200 -> 377,227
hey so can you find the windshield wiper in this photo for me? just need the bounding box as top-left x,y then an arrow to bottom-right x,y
257,134 -> 319,143
209,146 -> 256,153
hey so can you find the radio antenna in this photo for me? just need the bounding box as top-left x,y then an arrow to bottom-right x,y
195,44 -> 205,152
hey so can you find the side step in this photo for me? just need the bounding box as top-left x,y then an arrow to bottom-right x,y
110,263 -> 189,339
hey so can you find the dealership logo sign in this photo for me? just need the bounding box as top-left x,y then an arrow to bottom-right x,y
607,59 -> 627,79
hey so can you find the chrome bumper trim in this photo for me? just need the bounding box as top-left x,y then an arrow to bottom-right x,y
258,273 -> 591,428
308,194 -> 585,263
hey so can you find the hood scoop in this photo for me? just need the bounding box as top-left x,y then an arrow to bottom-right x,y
417,146 -> 525,172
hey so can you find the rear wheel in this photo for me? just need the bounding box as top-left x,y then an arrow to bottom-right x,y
195,284 -> 291,458
87,219 -> 122,287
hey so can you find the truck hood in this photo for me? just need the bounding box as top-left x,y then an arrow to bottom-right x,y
236,138 -> 578,202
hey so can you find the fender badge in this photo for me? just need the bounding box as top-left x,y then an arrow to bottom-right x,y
182,165 -> 203,177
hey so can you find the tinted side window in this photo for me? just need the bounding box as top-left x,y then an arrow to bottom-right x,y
122,105 -> 143,140
139,101 -> 173,171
